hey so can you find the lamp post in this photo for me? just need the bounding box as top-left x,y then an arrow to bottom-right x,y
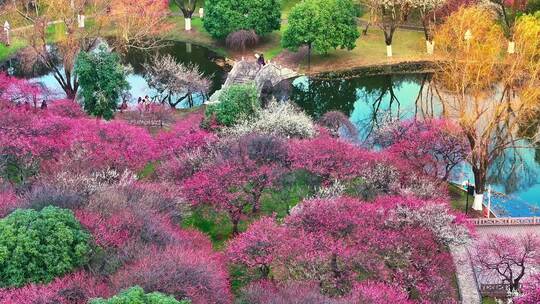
3,21 -> 10,46
487,185 -> 491,218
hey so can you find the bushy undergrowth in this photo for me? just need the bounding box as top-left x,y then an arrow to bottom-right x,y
205,84 -> 260,127
91,286 -> 190,304
0,206 -> 91,288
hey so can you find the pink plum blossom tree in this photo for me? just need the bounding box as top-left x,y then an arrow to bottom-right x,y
475,233 -> 540,291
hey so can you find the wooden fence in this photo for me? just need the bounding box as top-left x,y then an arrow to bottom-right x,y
468,217 -> 540,226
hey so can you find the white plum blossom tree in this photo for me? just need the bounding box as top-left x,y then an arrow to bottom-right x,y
144,54 -> 211,108
388,204 -> 471,247
223,101 -> 318,139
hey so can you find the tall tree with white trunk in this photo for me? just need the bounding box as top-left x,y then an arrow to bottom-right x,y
411,0 -> 447,54
487,0 -> 528,53
174,0 -> 198,31
367,0 -> 414,57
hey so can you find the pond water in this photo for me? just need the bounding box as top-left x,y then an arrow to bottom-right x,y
286,73 -> 540,217
2,40 -> 227,108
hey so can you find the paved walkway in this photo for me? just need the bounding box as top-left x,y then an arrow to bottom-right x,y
450,244 -> 482,304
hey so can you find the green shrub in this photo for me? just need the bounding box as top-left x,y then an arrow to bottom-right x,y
0,206 -> 91,287
205,84 -> 260,127
203,0 -> 281,40
90,286 -> 190,304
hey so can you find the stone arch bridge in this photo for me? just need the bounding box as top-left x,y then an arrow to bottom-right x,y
207,59 -> 298,104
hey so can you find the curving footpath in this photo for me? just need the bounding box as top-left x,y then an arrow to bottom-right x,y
450,244 -> 482,304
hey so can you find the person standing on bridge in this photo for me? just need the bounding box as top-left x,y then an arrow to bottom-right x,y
257,53 -> 266,68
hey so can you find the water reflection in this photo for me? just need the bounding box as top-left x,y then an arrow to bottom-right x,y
0,41 -> 227,108
287,72 -> 540,214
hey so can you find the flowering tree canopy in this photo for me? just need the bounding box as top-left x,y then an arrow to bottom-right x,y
144,55 -> 211,108
475,233 -> 540,291
229,196 -> 463,301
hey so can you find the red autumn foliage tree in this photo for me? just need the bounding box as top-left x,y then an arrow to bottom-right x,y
0,90 -> 160,178
58,119 -> 159,174
346,281 -> 413,303
239,280 -> 413,304
0,271 -> 110,304
239,280 -> 340,304
226,217 -> 285,278
48,100 -> 86,118
111,246 -> 232,304
182,134 -> 289,235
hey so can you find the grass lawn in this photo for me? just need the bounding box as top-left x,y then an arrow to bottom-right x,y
0,22 -> 65,62
482,296 -> 498,304
165,15 -> 229,57
1,3 -> 432,74
0,38 -> 26,62
281,0 -> 301,19
303,27 -> 429,73
449,183 -> 485,217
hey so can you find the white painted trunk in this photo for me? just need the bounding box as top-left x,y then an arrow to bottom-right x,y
199,8 -> 204,18
185,18 -> 192,31
426,40 -> 434,55
507,41 -> 515,54
77,15 -> 85,28
472,193 -> 484,211
186,42 -> 192,53
386,45 -> 393,57
4,30 -> 9,46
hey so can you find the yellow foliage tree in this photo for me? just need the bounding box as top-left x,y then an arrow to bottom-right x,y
434,7 -> 540,207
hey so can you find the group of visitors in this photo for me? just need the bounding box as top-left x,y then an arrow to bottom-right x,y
137,95 -> 153,112
18,100 -> 47,110
117,95 -> 155,113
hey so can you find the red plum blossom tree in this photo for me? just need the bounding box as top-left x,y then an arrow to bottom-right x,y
229,196 -> 463,301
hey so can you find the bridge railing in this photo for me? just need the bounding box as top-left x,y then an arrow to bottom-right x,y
479,283 -> 513,298
468,217 -> 540,226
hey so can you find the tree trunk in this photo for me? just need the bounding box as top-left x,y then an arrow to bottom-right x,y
426,40 -> 434,55
507,40 -> 515,54
185,17 -> 192,31
232,218 -> 239,236
472,166 -> 486,211
65,87 -> 77,100
386,45 -> 393,57
307,43 -> 312,71
260,265 -> 270,279
384,31 -> 393,57
363,22 -> 370,35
